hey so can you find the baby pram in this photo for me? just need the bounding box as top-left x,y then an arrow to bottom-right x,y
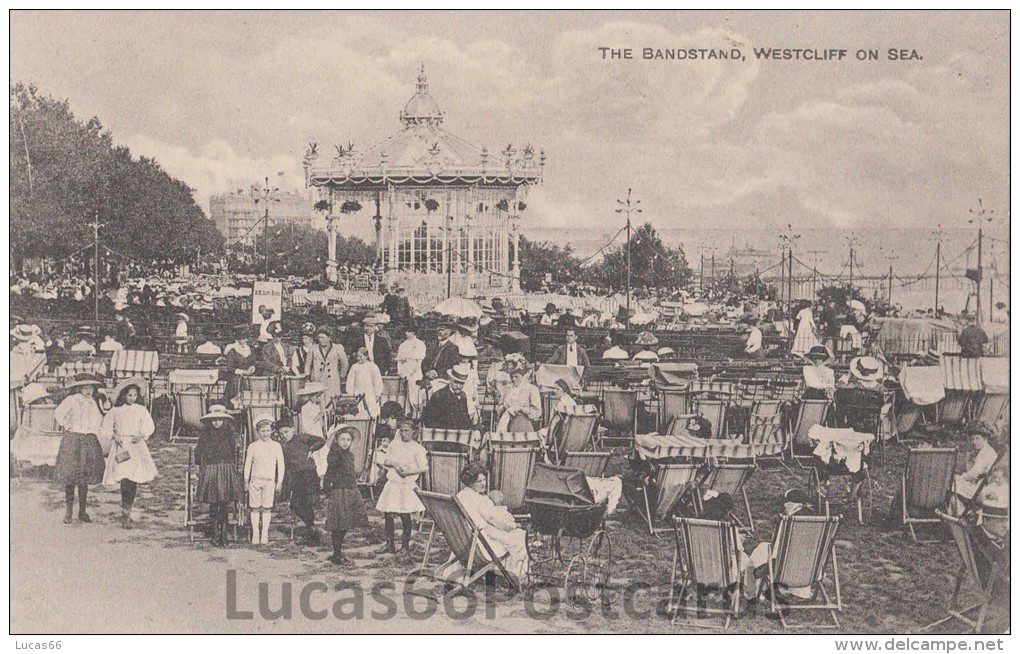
525,463 -> 612,603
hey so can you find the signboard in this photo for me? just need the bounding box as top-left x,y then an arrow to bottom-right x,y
251,281 -> 284,326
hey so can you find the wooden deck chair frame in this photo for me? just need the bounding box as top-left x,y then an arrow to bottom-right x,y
701,464 -> 756,532
553,410 -> 599,463
975,393 -> 1009,429
241,375 -> 280,395
562,451 -> 611,478
939,390 -> 972,425
921,511 -> 1005,633
760,514 -> 842,630
599,388 -> 638,446
638,462 -> 701,536
791,399 -> 830,467
415,490 -> 521,600
424,450 -> 470,495
748,414 -> 788,472
692,397 -> 729,439
170,386 -> 207,443
902,447 -> 957,543
420,428 -> 477,456
332,417 -> 375,485
381,375 -> 408,413
489,445 -> 540,515
657,387 -> 692,433
669,517 -> 742,629
22,403 -> 58,432
184,446 -> 240,543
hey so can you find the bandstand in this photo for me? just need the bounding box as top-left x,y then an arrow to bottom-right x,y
304,64 -> 544,297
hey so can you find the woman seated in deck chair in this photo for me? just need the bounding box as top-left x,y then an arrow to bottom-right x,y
455,463 -> 529,583
742,489 -> 818,605
539,379 -> 579,449
495,361 -> 542,433
954,424 -> 1001,503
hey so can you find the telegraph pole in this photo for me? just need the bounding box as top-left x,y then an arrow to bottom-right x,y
90,210 -> 104,322
968,199 -> 993,324
615,189 -> 641,326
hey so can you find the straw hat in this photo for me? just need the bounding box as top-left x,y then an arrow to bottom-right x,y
65,373 -> 104,391
635,331 -> 659,347
633,350 -> 659,363
301,322 -> 316,336
362,315 -> 379,326
200,404 -> 235,423
656,347 -> 676,358
21,382 -> 49,406
113,376 -> 149,405
10,324 -> 40,341
848,300 -> 866,314
602,346 -> 630,361
175,312 -> 190,322
448,362 -> 471,384
803,344 -> 834,363
849,356 -> 884,382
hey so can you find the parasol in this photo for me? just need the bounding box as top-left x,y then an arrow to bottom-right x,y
433,297 -> 484,319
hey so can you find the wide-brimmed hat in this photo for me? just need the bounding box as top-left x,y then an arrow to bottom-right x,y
458,340 -> 478,358
635,331 -> 659,347
849,356 -> 884,382
785,489 -> 812,506
21,382 -> 50,406
201,404 -> 235,423
362,315 -> 379,326
10,324 -> 40,341
848,300 -> 866,314
65,373 -> 104,391
448,362 -> 471,384
456,316 -> 479,334
296,382 -> 325,397
602,346 -> 630,361
175,312 -> 190,322
633,350 -> 659,363
113,376 -> 149,405
437,319 -> 459,332
657,347 -> 676,357
803,344 -> 833,363
301,322 -> 316,336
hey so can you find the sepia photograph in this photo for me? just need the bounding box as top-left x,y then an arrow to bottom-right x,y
7,8 -> 1011,639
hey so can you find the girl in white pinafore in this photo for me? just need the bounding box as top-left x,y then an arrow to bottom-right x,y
375,418 -> 427,557
101,379 -> 158,529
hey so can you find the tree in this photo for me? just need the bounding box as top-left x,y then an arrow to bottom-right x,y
9,82 -> 223,264
816,283 -> 871,311
743,271 -> 778,300
516,236 -> 583,292
591,222 -> 693,293
242,225 -> 375,278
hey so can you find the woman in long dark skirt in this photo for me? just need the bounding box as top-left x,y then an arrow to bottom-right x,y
194,404 -> 243,546
222,325 -> 256,406
52,374 -> 107,524
322,425 -> 368,566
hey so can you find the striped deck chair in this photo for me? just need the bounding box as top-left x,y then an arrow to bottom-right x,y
599,388 -> 638,446
551,406 -> 599,463
770,380 -> 802,403
902,447 -> 957,543
22,403 -> 58,432
170,386 -> 207,443
241,375 -> 280,395
692,397 -> 729,439
791,399 -> 831,466
670,517 -> 743,629
489,445 -> 540,515
749,414 -> 787,472
420,428 -> 479,455
760,514 -> 842,629
424,451 -> 470,495
657,387 -> 692,432
750,399 -> 782,423
665,413 -> 703,436
701,464 -> 756,531
562,451 -> 612,478
690,380 -> 735,396
940,356 -> 983,424
332,417 -> 374,483
921,511 -> 1006,634
975,393 -> 1009,431
381,376 -> 407,412
637,463 -> 701,536
415,490 -> 521,599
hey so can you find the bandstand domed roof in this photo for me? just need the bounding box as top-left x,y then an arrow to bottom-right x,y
305,63 -> 544,189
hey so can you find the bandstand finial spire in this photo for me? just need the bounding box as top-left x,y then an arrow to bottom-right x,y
416,61 -> 428,94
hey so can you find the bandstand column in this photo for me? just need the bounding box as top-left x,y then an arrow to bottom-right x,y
511,219 -> 521,293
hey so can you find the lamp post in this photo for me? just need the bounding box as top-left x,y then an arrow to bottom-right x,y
615,189 -> 641,327
253,177 -> 280,278
968,199 -> 994,324
778,225 -> 800,320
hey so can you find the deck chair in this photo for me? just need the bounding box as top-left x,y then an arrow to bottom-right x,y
332,417 -> 374,484
901,447 -> 957,543
562,451 -> 612,478
748,414 -> 787,471
242,375 -> 280,395
791,399 -> 831,466
599,388 -> 638,446
550,406 -> 599,463
184,446 -> 241,542
415,490 -> 520,599
700,464 -> 756,531
170,386 -> 207,443
750,399 -> 782,423
760,514 -> 842,629
770,380 -> 802,403
22,403 -> 58,431
692,397 -> 729,439
424,451 -> 470,494
420,428 -> 478,456
489,445 -> 540,514
381,375 -> 407,412
975,393 -> 1009,430
670,517 -> 743,629
921,511 -> 1006,633
636,463 -> 701,535
657,387 -> 692,432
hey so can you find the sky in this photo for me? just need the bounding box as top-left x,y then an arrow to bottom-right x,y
9,10 -> 1010,236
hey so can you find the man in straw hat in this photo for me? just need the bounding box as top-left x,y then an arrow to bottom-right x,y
53,373 -> 107,524
843,355 -> 885,390
421,362 -> 474,431
422,319 -> 461,381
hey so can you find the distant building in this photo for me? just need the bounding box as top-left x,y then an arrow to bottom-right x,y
209,187 -> 314,246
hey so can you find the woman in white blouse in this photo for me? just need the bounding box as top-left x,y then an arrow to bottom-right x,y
495,363 -> 542,433
53,374 -> 107,524
455,463 -> 529,583
101,379 -> 158,529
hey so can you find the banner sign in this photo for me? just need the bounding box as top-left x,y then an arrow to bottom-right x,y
251,281 -> 284,326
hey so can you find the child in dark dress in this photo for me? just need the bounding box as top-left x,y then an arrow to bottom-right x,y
194,404 -> 243,546
322,426 -> 369,566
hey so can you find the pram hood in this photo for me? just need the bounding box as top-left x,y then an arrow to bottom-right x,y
525,462 -> 595,507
